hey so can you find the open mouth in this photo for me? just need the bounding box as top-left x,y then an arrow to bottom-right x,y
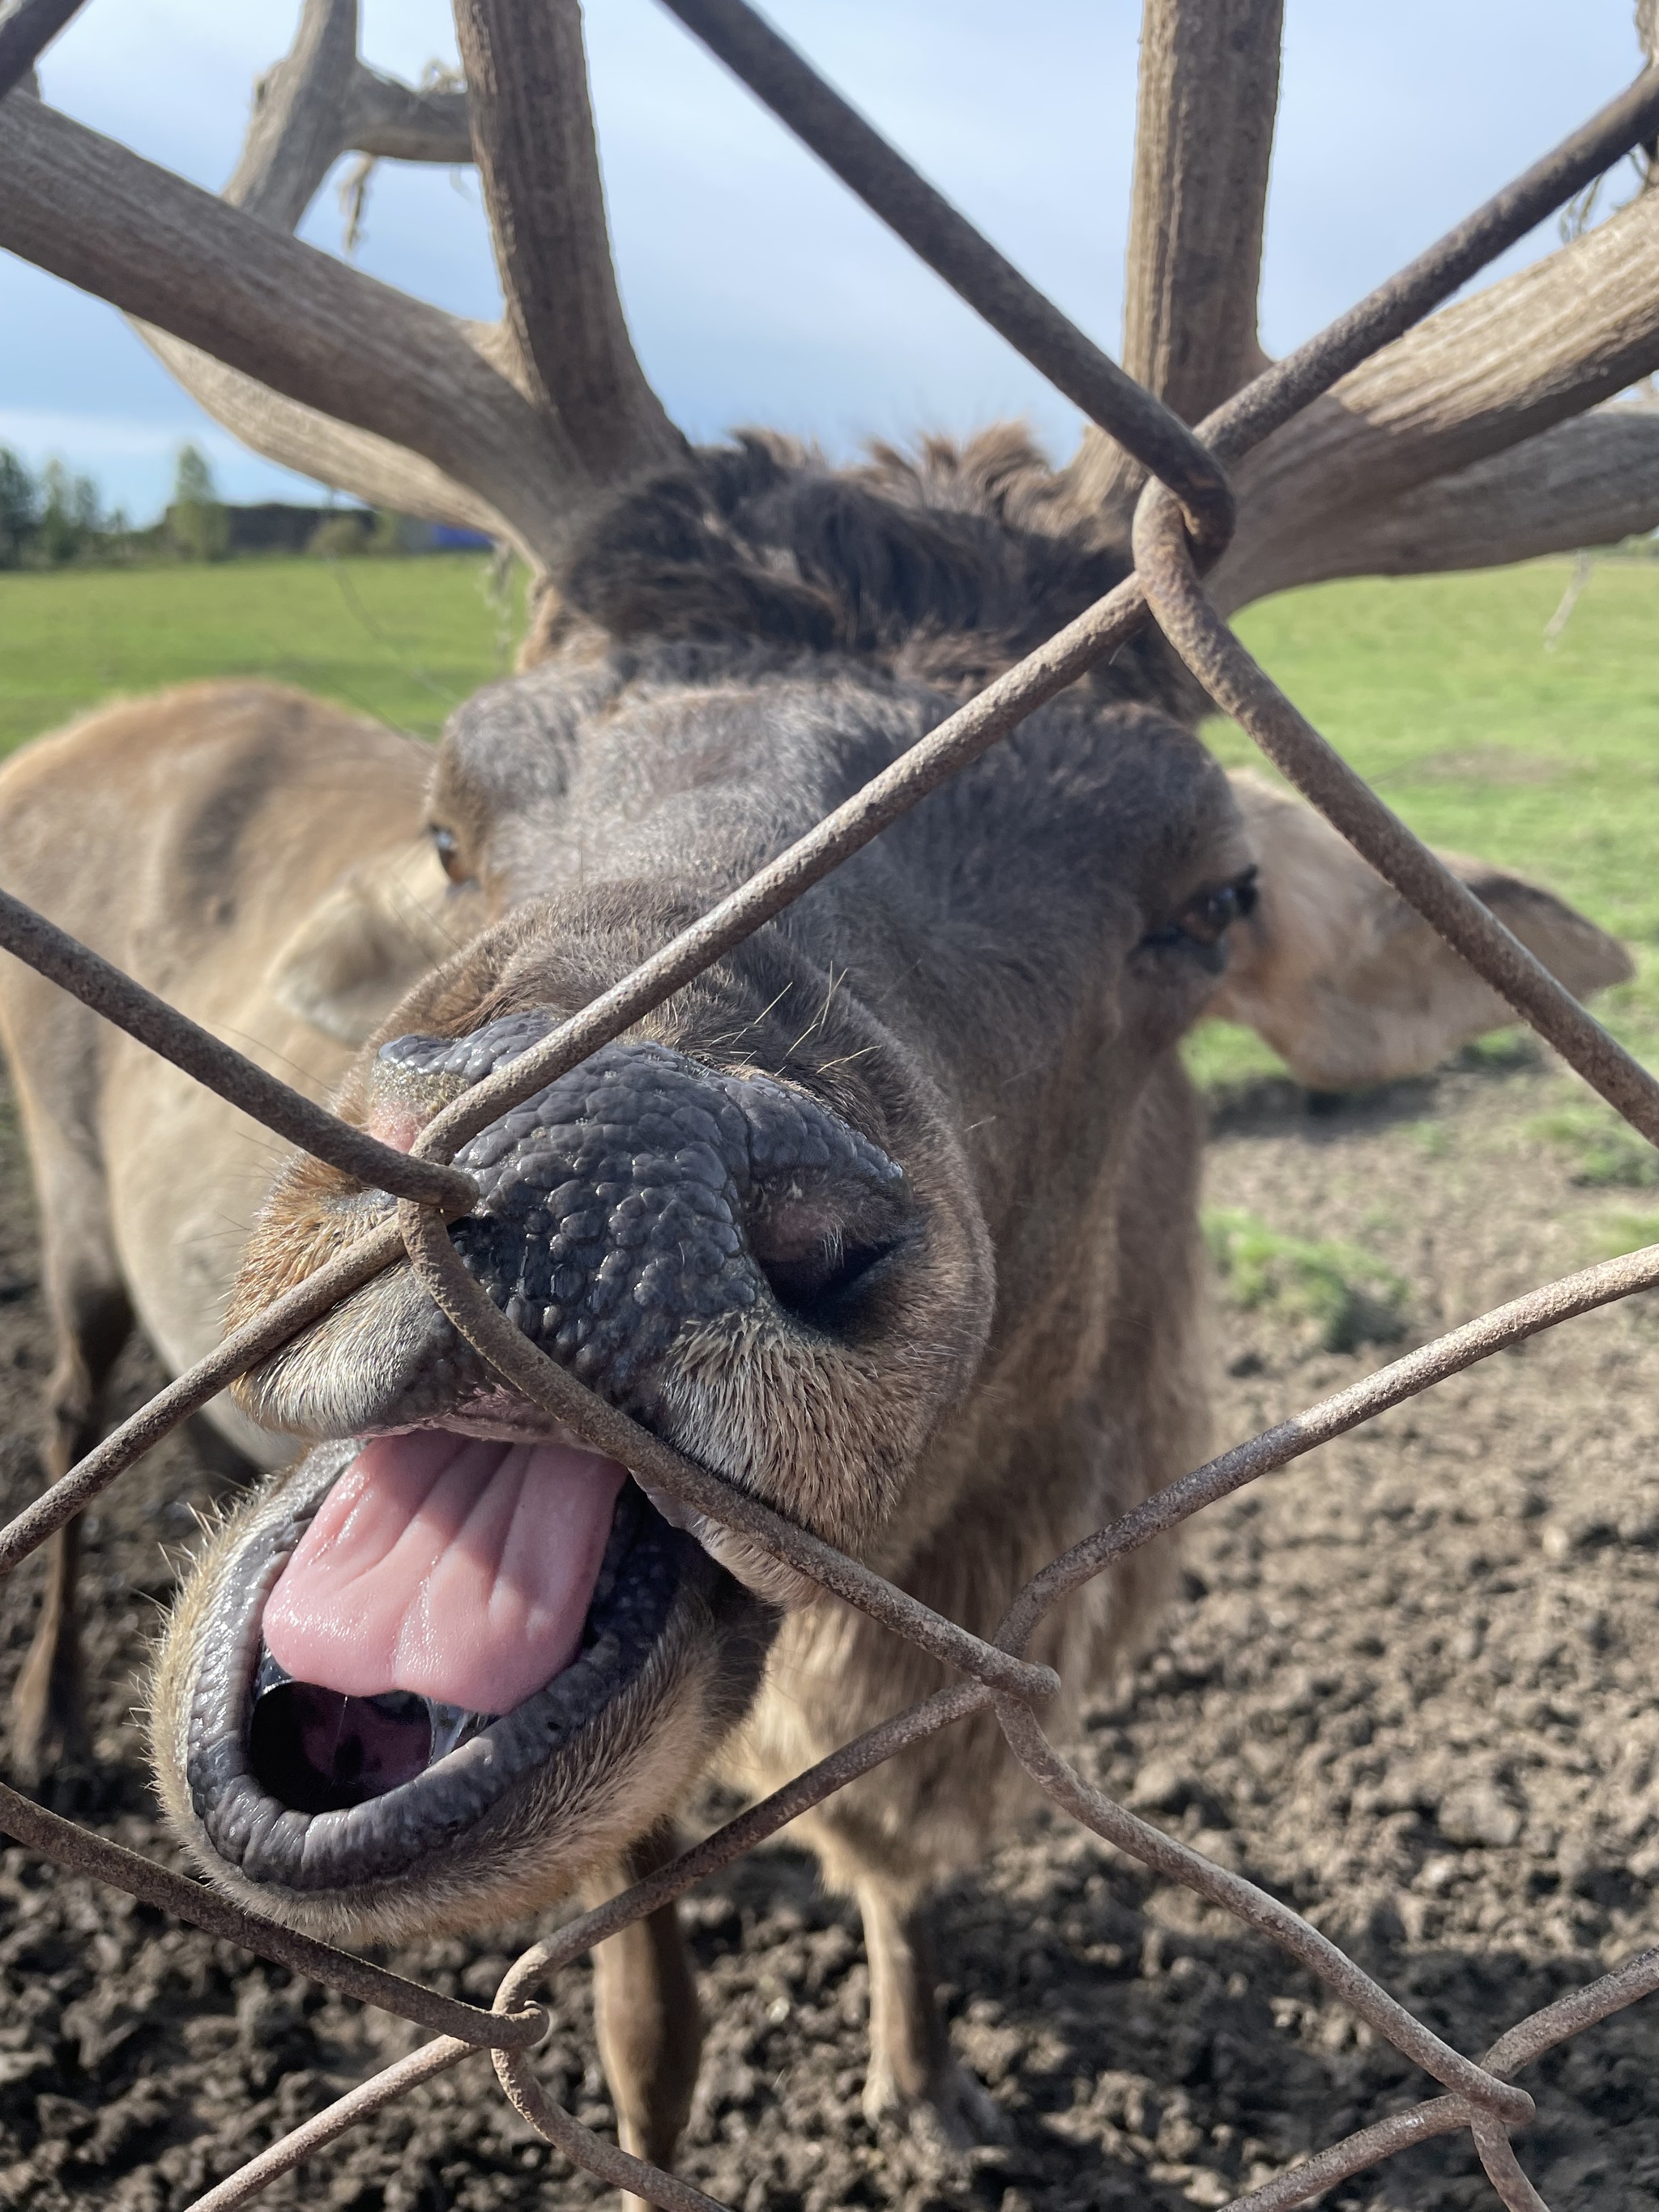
167,1027 -> 929,1924
181,1418 -> 725,1894
264,1429 -> 629,1724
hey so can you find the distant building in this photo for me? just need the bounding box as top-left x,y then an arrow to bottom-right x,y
220,503 -> 343,555
171,504 -> 501,556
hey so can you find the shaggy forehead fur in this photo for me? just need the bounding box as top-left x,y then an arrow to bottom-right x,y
529,424 -> 1199,696
436,428 -> 1241,1065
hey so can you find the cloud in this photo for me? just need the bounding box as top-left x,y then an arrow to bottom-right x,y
2,0 -> 1647,522
0,403 -> 328,519
0,409 -> 234,463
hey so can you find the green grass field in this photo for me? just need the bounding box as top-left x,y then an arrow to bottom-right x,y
1209,556 -> 1659,1080
1228,559 -> 1659,940
0,553 -> 520,751
2,549 -> 1656,1073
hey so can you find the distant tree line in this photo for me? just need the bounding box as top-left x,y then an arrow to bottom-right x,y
0,443 -> 491,569
0,449 -> 119,567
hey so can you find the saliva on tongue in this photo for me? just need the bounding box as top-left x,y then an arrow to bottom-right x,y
262,1429 -> 628,1716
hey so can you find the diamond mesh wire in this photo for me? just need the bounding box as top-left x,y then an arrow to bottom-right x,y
3,15 -> 1659,2210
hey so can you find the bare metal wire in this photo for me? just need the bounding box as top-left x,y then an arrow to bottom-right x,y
2,31 -> 1659,2212
0,891 -> 477,1212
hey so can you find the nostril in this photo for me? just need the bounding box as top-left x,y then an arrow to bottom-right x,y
748,1193 -> 915,1332
761,1235 -> 903,1323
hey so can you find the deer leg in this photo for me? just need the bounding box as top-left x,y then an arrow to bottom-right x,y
11,1261 -> 132,1801
590,1819 -> 703,2212
855,1877 -> 1007,2148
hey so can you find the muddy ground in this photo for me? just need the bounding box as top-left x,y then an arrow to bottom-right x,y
2,1045 -> 1659,2212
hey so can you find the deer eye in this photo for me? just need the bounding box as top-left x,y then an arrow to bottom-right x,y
1174,871 -> 1258,947
1137,869 -> 1259,957
429,825 -> 471,885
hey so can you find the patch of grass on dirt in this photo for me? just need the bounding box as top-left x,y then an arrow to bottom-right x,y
1529,1105 -> 1659,1190
1203,1206 -> 1408,1353
1455,1028 -> 1542,1075
1178,1018 -> 1290,1097
0,553 -> 525,751
1587,1208 -> 1659,1261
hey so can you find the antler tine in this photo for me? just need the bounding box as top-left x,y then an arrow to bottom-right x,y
126,0 -> 496,539
1209,399 -> 1659,611
0,0 -> 89,103
131,336 -> 509,535
1064,0 -> 1284,526
351,72 -> 471,168
227,0 -> 472,232
453,0 -> 687,485
225,0 -> 360,232
1213,157 -> 1659,607
0,92 -> 585,561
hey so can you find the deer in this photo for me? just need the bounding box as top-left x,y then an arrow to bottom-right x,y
0,0 -> 1653,2185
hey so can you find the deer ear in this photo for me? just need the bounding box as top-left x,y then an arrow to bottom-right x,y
265,839 -> 484,1047
1209,769 -> 1633,1089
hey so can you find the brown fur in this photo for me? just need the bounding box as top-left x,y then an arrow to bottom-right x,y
1213,770 -> 1632,1087
0,437 -> 1627,2160
522,426 -> 1199,706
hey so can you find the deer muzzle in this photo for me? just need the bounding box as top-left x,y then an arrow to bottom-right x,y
154,1017 -> 915,1932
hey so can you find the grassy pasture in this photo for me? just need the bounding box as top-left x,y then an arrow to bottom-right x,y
2,548 -> 1656,1068
1201,556 -> 1659,1084
0,552 -> 518,752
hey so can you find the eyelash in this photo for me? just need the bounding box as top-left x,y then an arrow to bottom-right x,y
1141,872 -> 1259,952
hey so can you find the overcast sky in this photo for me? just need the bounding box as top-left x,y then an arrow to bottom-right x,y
0,1 -> 1649,521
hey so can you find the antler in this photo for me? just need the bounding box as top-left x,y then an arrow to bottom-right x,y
0,0 -> 681,569
454,0 -> 683,482
1062,0 -> 1283,525
1214,400 -> 1659,601
224,0 -> 469,233
1068,0 -> 1659,600
5,0 -> 1655,597
1213,163 -> 1659,607
132,0 -> 490,537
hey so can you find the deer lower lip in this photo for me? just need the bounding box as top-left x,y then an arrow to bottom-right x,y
181,1434 -> 704,1894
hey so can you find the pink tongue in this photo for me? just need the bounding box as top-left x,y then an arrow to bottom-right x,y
262,1430 -> 628,1713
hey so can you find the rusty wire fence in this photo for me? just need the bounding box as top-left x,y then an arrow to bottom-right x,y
5,6 -> 1659,2209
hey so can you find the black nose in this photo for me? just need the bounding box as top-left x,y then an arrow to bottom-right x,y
373,1025 -> 911,1401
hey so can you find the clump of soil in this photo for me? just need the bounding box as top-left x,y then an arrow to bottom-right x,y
2,1049 -> 1659,2211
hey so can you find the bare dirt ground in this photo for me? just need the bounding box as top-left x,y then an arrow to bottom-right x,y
2,1045 -> 1658,2212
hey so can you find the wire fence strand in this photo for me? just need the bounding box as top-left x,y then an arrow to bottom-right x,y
4,32 -> 1659,2212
